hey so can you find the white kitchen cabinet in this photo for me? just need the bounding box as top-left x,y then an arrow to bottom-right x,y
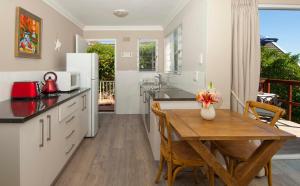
58,95 -> 85,163
0,90 -> 90,186
60,111 -> 80,162
139,86 -> 146,127
20,108 -> 59,186
148,98 -> 161,161
59,97 -> 80,122
139,86 -> 145,114
19,112 -> 50,186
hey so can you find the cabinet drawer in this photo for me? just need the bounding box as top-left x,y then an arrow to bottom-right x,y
64,127 -> 76,143
59,112 -> 77,134
64,140 -> 77,158
63,129 -> 78,159
59,97 -> 80,121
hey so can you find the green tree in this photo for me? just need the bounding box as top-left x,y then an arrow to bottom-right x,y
87,43 -> 115,81
261,47 -> 300,122
139,42 -> 156,71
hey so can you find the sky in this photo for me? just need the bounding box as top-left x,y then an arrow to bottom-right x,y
260,10 -> 300,55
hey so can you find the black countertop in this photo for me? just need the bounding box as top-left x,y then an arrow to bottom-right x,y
0,88 -> 90,123
147,87 -> 196,101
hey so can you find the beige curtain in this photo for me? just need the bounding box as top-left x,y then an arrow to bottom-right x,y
231,0 -> 261,113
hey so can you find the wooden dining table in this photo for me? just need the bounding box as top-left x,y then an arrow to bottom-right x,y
165,109 -> 296,186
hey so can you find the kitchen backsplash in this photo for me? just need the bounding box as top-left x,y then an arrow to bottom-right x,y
166,71 -> 206,94
0,71 -> 47,101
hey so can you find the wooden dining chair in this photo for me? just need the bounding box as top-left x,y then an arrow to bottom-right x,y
212,101 -> 285,186
151,102 -> 214,186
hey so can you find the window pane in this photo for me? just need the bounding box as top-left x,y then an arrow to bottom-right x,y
164,25 -> 182,74
174,29 -> 179,72
139,40 -> 156,71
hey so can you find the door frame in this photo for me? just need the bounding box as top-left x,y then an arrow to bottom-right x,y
86,38 -> 117,113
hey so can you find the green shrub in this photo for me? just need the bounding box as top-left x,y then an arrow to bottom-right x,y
261,47 -> 300,122
87,43 -> 115,81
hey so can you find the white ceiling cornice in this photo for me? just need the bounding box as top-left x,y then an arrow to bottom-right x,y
163,0 -> 191,28
42,0 -> 85,29
83,25 -> 164,31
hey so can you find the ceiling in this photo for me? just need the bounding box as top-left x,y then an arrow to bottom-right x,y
43,0 -> 190,29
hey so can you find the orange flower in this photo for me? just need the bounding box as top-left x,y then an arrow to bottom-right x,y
196,90 -> 220,109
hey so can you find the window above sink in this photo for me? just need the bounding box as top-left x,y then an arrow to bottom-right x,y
138,39 -> 158,72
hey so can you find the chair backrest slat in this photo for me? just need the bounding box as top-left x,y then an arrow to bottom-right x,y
243,101 -> 285,127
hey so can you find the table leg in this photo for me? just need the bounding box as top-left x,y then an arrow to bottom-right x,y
187,141 -> 238,186
188,140 -> 286,186
235,140 -> 285,186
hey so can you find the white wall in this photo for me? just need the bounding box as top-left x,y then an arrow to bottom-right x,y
164,0 -> 207,94
164,0 -> 232,109
205,0 -> 232,109
0,0 -> 82,71
0,71 -> 46,101
115,71 -> 157,114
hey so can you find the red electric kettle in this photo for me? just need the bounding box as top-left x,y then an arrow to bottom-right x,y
42,72 -> 58,94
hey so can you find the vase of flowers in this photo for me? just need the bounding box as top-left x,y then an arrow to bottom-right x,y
196,82 -> 221,120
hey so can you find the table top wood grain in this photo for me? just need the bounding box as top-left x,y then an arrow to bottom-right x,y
165,109 -> 296,141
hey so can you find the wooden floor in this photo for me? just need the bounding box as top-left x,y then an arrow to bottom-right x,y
54,114 -> 300,186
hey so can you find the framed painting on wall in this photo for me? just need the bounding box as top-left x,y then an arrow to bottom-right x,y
15,7 -> 42,58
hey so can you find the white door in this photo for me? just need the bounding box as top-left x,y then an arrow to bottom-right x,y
75,34 -> 88,53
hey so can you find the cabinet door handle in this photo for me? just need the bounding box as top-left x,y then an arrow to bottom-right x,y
39,119 -> 44,148
84,95 -> 87,110
47,115 -> 51,141
82,95 -> 85,111
65,144 -> 75,155
143,91 -> 146,103
65,130 -> 75,139
66,116 -> 75,124
68,102 -> 76,108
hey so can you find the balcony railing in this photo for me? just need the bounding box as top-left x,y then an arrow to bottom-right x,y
99,81 -> 115,102
260,78 -> 300,121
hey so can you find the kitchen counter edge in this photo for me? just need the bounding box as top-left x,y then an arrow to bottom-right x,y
0,88 -> 90,124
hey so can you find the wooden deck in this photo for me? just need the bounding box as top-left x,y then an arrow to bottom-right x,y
98,104 -> 115,112
98,96 -> 115,112
279,138 -> 300,155
277,119 -> 300,156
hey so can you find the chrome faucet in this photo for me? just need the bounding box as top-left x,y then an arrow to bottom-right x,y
155,74 -> 162,89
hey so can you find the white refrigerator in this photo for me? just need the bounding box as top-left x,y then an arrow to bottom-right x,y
66,53 -> 99,137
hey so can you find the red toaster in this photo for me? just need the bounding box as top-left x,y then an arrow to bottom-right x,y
11,81 -> 40,99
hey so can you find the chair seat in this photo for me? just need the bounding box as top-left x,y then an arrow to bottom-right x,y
171,141 -> 205,166
214,140 -> 258,161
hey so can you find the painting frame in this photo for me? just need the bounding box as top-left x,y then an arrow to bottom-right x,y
15,7 -> 42,59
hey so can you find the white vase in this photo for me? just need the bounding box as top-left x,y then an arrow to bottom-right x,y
200,105 -> 216,120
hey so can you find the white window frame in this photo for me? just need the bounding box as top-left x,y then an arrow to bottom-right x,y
137,39 -> 158,72
164,25 -> 183,74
